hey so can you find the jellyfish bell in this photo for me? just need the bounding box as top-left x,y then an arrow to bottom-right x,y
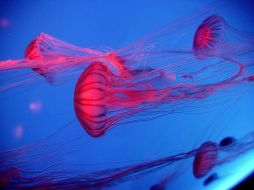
24,33 -> 61,84
24,35 -> 54,83
0,33 -> 128,91
24,33 -> 129,84
193,141 -> 218,179
24,33 -> 101,60
74,62 -> 109,137
73,61 -> 181,137
193,15 -> 226,58
23,33 -> 99,84
74,50 -> 253,138
193,14 -> 254,59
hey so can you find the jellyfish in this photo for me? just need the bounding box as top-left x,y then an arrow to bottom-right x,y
193,15 -> 226,58
192,141 -> 218,179
0,33 -> 127,90
192,14 -> 254,59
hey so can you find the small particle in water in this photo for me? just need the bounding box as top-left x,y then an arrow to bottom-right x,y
29,101 -> 42,112
13,125 -> 24,140
0,18 -> 10,28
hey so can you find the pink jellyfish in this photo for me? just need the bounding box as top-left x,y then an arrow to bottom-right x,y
193,14 -> 254,59
193,15 -> 226,58
74,49 -> 252,137
193,141 -> 218,179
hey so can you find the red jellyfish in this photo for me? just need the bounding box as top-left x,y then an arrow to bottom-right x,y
74,60 -> 184,137
74,50 -> 253,137
193,141 -> 218,179
0,33 -> 129,90
193,15 -> 225,58
0,33 -> 105,90
74,62 -> 110,137
24,35 -> 56,83
23,33 -> 104,83
193,14 -> 254,59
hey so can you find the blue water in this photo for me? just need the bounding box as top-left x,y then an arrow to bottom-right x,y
0,0 -> 254,189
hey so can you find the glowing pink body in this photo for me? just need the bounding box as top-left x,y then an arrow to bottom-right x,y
193,15 -> 225,57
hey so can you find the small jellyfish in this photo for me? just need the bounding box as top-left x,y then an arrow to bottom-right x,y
219,137 -> 236,147
203,173 -> 218,186
193,15 -> 225,58
24,34 -> 57,83
193,141 -> 218,179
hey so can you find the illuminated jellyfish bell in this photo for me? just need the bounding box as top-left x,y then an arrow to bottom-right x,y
0,33 -> 127,91
74,60 -> 179,137
24,33 -> 102,83
23,33 -> 127,78
74,50 -> 253,138
192,14 -> 254,59
74,62 -> 109,137
23,34 -> 52,82
193,141 -> 218,179
193,15 -> 226,58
